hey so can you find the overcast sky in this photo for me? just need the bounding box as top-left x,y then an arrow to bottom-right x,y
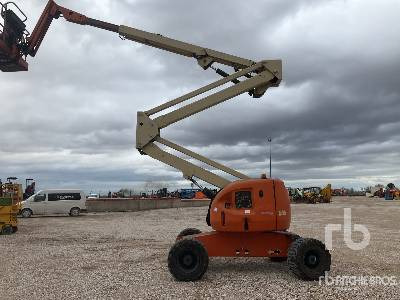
1,0 -> 399,193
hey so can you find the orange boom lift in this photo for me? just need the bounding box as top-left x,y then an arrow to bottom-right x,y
0,1 -> 331,281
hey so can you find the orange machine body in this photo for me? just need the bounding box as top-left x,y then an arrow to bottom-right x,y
179,179 -> 295,258
194,231 -> 294,258
210,179 -> 291,232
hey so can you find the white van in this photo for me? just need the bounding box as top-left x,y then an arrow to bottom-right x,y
20,189 -> 87,218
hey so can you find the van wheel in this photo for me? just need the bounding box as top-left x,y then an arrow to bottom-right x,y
70,207 -> 80,217
21,208 -> 32,218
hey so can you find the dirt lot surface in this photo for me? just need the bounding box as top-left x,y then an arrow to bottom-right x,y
1,196 -> 399,300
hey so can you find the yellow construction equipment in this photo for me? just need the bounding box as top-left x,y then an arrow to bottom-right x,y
291,184 -> 332,204
0,177 -> 22,235
320,184 -> 332,203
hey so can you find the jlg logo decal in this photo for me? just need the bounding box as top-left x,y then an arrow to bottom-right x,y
277,210 -> 287,216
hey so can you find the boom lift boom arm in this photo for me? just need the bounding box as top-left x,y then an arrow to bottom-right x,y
0,0 -> 282,189
1,0 -> 254,71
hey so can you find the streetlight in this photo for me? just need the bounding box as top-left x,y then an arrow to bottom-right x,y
267,137 -> 272,178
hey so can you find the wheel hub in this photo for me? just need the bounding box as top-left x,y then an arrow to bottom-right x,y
305,251 -> 320,268
179,252 -> 198,270
183,255 -> 193,266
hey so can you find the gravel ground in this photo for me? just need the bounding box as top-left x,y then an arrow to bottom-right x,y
1,196 -> 399,300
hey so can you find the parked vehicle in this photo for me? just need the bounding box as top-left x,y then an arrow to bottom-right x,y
180,189 -> 197,199
289,185 -> 331,204
87,193 -> 99,199
20,189 -> 86,217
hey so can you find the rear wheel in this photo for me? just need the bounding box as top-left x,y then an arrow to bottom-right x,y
176,228 -> 201,240
21,208 -> 32,218
1,225 -> 13,235
288,238 -> 331,280
12,226 -> 18,233
168,239 -> 209,281
69,207 -> 80,217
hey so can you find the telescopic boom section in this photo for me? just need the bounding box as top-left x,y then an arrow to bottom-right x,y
118,25 -> 255,70
1,0 -> 255,71
30,1 -> 257,70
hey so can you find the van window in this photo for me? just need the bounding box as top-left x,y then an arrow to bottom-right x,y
48,193 -> 81,201
34,194 -> 46,202
235,191 -> 252,208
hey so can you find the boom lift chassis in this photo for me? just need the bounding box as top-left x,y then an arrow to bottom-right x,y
0,1 -> 331,281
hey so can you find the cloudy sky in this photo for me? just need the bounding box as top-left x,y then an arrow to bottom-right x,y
1,0 -> 399,193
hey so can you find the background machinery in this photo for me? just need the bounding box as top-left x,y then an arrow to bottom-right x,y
385,183 -> 400,200
23,178 -> 36,200
0,177 -> 22,234
0,0 -> 331,281
302,185 -> 332,204
289,185 -> 331,204
288,187 -> 304,203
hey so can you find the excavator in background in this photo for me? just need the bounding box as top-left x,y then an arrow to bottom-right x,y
0,1 -> 331,281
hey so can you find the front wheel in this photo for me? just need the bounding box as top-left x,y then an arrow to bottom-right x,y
288,238 -> 331,280
21,208 -> 32,218
69,207 -> 80,217
168,239 -> 209,281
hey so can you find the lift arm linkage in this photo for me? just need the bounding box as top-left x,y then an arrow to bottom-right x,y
137,60 -> 282,188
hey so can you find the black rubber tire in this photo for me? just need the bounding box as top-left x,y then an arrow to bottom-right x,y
270,257 -> 288,262
168,239 -> 209,281
290,234 -> 301,241
1,225 -> 13,235
69,207 -> 80,217
288,238 -> 331,280
12,226 -> 18,233
176,228 -> 201,240
21,208 -> 32,218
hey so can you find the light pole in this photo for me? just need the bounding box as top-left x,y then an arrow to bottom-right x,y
267,137 -> 272,178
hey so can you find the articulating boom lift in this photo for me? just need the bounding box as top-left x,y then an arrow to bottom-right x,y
0,1 -> 331,281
